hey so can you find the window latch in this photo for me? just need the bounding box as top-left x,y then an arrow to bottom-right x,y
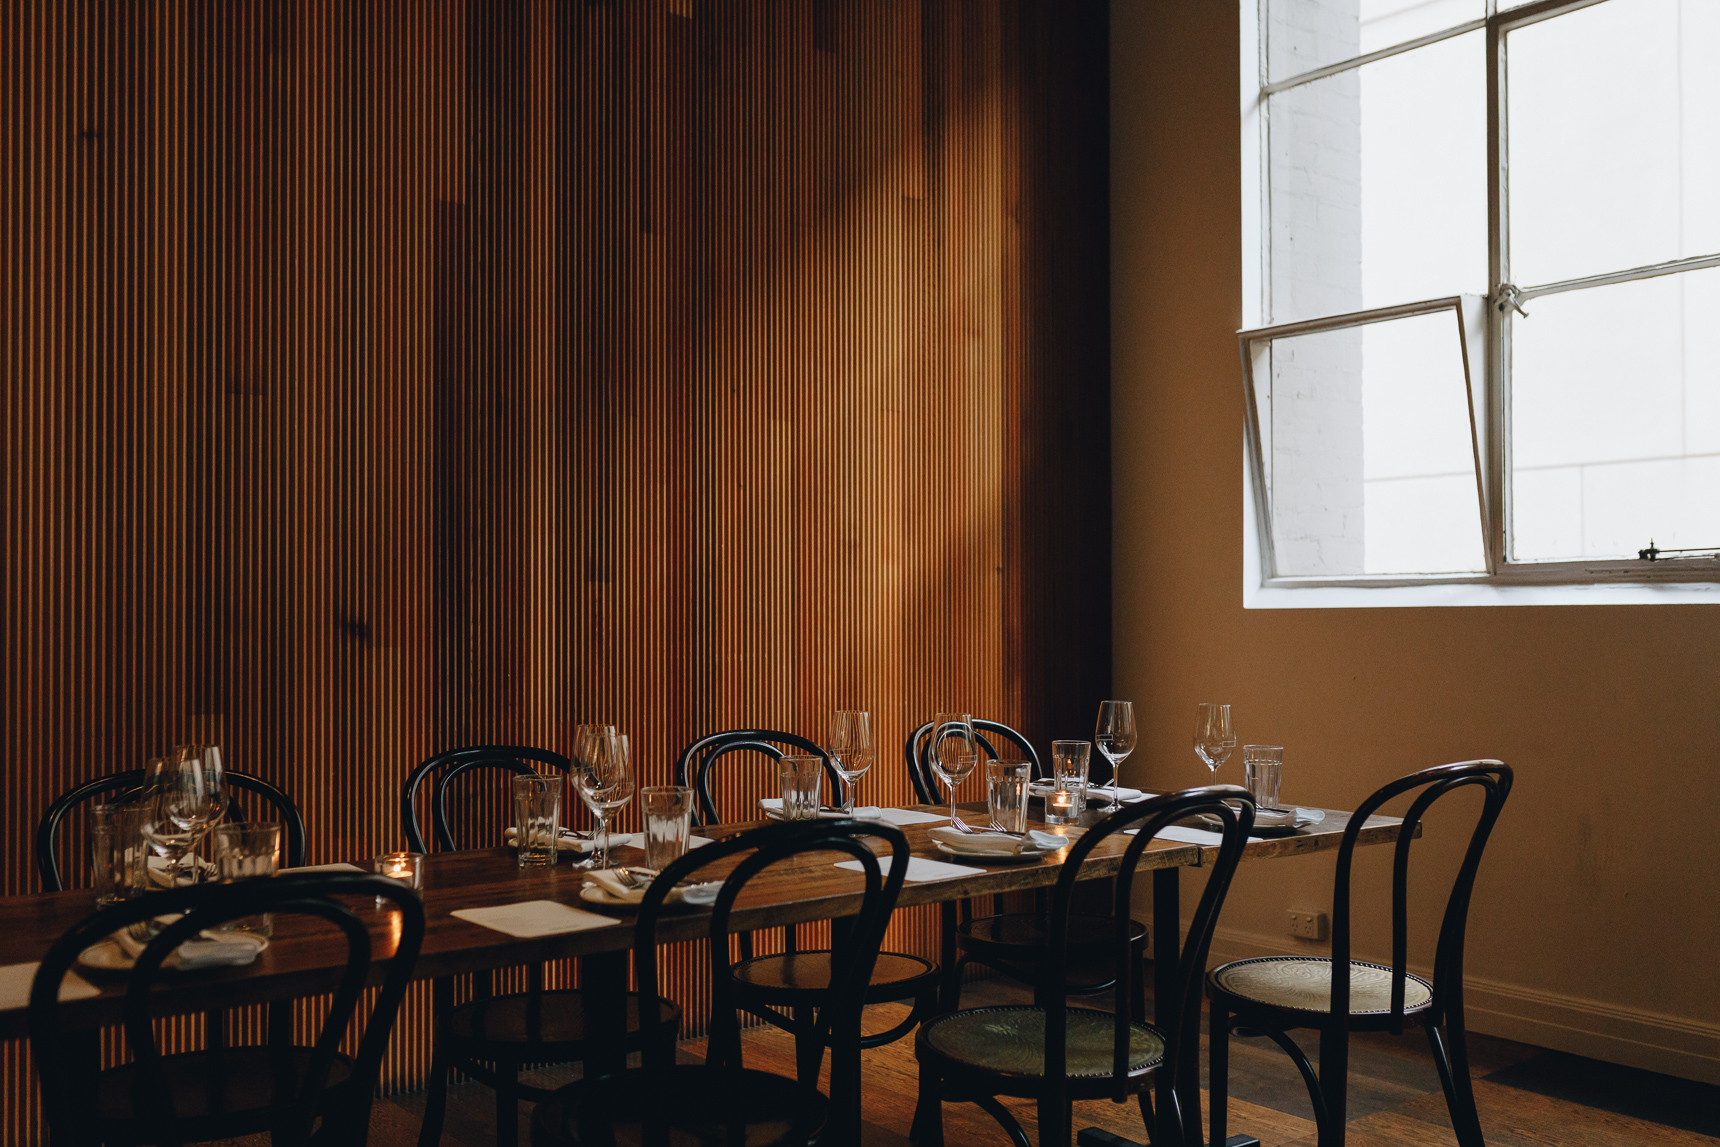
1495,283 -> 1529,318
1639,539 -> 1720,562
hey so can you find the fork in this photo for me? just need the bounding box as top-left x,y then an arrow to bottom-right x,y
611,867 -> 648,889
950,816 -> 1026,838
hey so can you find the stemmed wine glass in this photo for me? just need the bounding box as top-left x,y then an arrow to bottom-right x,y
828,711 -> 874,814
928,713 -> 979,826
566,723 -> 616,866
140,744 -> 227,886
576,730 -> 635,870
1093,700 -> 1137,811
1193,703 -> 1236,783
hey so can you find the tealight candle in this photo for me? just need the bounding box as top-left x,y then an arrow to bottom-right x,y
1048,791 -> 1073,817
372,852 -> 424,907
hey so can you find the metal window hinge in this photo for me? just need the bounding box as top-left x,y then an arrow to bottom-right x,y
1639,540 -> 1720,561
1495,283 -> 1530,318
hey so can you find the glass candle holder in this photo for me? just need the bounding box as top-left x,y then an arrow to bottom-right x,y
373,852 -> 425,907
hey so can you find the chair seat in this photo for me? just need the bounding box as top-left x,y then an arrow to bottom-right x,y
444,990 -> 681,1059
95,1047 -> 354,1139
732,949 -> 939,1004
532,1065 -> 828,1147
1209,956 -> 1434,1016
918,1005 -> 1165,1081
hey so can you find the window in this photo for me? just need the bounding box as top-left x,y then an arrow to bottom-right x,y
1241,0 -> 1720,589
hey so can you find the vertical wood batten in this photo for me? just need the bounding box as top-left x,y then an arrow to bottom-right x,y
0,1 -> 1108,1141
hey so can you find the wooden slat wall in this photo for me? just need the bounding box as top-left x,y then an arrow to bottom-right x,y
0,0 -> 1111,1140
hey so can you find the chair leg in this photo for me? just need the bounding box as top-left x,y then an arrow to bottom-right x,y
416,1043 -> 450,1147
1034,1094 -> 1071,1147
1426,1020 -> 1486,1147
1135,1088 -> 1156,1147
1209,1006 -> 1230,1147
793,1004 -> 823,1087
1317,1025 -> 1349,1147
495,1062 -> 519,1147
910,1061 -> 945,1147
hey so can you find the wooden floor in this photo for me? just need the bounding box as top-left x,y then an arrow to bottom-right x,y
303,976 -> 1720,1147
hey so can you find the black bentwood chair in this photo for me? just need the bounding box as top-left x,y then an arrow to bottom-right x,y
37,768 -> 309,891
531,817 -> 911,1147
905,719 -> 1146,1015
29,872 -> 424,1147
674,730 -> 940,1092
1205,760 -> 1513,1147
913,786 -> 1255,1147
402,744 -> 680,1147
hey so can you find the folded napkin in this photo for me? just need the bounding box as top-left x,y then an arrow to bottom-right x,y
759,799 -> 947,827
833,855 -> 983,882
0,962 -> 99,1011
927,826 -> 1068,856
504,829 -> 716,853
112,922 -> 267,971
582,870 -> 724,907
146,855 -> 217,888
451,900 -> 621,938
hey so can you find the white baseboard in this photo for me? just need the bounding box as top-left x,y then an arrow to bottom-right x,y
1204,925 -> 1720,1086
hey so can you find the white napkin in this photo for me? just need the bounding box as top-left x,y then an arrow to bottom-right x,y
0,962 -> 100,1010
833,855 -> 983,882
927,827 -> 1068,856
451,900 -> 622,938
759,799 -> 948,827
582,870 -> 724,907
505,829 -> 715,853
112,923 -> 268,971
146,855 -> 217,888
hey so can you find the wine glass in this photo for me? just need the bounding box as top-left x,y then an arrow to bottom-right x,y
566,723 -> 616,864
1094,700 -> 1137,810
140,744 -> 227,886
828,711 -> 874,814
576,731 -> 635,870
1193,703 -> 1235,782
928,713 -> 979,825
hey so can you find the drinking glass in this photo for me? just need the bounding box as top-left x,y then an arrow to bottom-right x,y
827,710 -> 874,814
986,760 -> 1030,834
1194,703 -> 1236,781
576,731 -> 634,869
213,822 -> 282,937
1243,745 -> 1283,810
89,803 -> 148,906
1093,700 -> 1137,810
512,774 -> 563,869
779,756 -> 825,821
1046,740 -> 1091,824
929,713 -> 979,825
140,745 -> 227,885
642,786 -> 693,869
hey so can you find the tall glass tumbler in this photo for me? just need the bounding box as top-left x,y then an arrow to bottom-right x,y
642,786 -> 693,870
513,774 -> 563,869
1046,740 -> 1091,824
779,756 -> 824,821
986,760 -> 1030,834
90,803 -> 148,906
213,822 -> 282,937
1243,745 -> 1283,810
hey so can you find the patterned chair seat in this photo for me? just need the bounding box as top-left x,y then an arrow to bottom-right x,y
1210,955 -> 1433,1016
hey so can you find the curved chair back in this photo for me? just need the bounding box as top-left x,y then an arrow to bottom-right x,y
903,717 -> 1043,802
36,768 -> 308,893
1330,760 -> 1512,1035
673,729 -> 841,827
401,744 -> 573,853
29,872 -> 425,1147
1042,785 -> 1254,1142
633,818 -> 909,1074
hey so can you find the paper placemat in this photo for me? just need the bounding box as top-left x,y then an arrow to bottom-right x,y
1125,825 -> 1263,847
0,962 -> 100,1011
284,863 -> 366,874
834,856 -> 984,882
875,808 -> 949,826
451,900 -> 622,939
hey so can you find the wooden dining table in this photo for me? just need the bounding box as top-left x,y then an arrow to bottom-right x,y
0,801 -> 1403,1147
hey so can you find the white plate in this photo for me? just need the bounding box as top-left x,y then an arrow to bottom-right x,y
77,932 -> 269,973
933,842 -> 1044,864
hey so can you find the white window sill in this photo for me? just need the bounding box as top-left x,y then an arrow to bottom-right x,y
1244,578 -> 1720,610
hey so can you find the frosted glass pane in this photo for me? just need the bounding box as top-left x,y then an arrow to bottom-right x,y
1267,0 -> 1481,81
1507,0 -> 1720,286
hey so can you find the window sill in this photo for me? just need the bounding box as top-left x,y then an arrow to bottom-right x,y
1243,578 -> 1720,610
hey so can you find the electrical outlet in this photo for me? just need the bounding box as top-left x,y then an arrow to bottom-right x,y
1288,909 -> 1328,941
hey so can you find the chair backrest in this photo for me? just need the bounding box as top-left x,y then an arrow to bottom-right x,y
1041,785 -> 1254,1139
36,768 -> 309,893
632,818 -> 909,1074
1329,759 -> 1512,1033
673,729 -> 841,827
401,744 -> 573,853
29,872 -> 425,1147
902,717 -> 1043,802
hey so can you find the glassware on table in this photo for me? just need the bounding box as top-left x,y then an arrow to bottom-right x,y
641,786 -> 693,869
140,744 -> 227,886
1045,740 -> 1091,824
1093,700 -> 1138,811
929,713 -> 980,826
986,760 -> 1031,834
373,852 -> 424,908
512,774 -> 563,869
1243,745 -> 1283,810
89,802 -> 149,907
827,710 -> 874,814
779,756 -> 825,821
575,731 -> 634,870
1194,703 -> 1236,782
213,822 -> 282,937
566,724 -> 617,868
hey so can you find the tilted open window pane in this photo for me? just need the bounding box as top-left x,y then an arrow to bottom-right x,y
1245,301 -> 1487,579
1509,267 -> 1720,562
1266,29 -> 1486,324
1506,0 -> 1720,287
1266,0 -> 1482,83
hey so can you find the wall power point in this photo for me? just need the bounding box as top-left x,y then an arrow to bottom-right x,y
1288,908 -> 1328,941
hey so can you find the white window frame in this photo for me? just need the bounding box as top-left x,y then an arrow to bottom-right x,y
1240,0 -> 1720,598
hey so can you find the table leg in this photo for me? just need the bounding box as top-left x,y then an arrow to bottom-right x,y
580,950 -> 630,1077
1151,867 -> 1183,1143
938,900 -> 960,1012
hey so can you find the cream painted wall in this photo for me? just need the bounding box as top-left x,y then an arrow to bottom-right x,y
1110,0 -> 1720,1083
